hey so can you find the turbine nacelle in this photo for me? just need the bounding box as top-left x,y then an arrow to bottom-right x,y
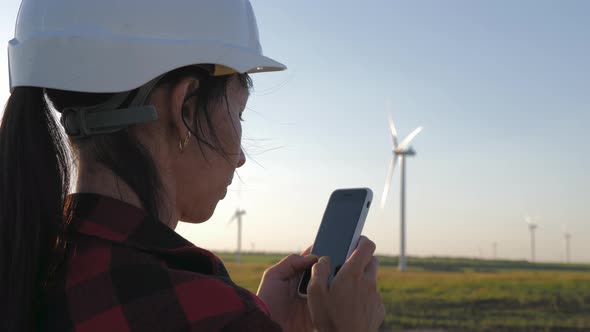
525,215 -> 539,230
562,225 -> 571,238
394,147 -> 416,156
228,209 -> 246,224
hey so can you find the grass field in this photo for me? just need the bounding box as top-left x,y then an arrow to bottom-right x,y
217,253 -> 590,332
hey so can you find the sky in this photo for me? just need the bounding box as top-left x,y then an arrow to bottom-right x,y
1,0 -> 588,263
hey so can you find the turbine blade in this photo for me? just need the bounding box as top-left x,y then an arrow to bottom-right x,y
387,112 -> 398,148
380,156 -> 399,208
398,127 -> 423,150
228,213 -> 236,225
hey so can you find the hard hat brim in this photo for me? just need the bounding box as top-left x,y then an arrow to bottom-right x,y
9,35 -> 287,93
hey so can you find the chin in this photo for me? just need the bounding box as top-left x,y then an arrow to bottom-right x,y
181,202 -> 218,224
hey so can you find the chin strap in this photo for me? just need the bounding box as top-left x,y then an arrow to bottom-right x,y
58,75 -> 162,138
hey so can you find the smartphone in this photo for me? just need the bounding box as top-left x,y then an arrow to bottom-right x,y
298,188 -> 373,297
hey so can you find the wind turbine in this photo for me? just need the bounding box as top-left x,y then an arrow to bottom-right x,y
492,242 -> 498,260
525,216 -> 538,262
229,208 -> 246,263
381,107 -> 423,272
563,226 -> 571,264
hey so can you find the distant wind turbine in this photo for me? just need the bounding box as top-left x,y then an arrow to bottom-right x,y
381,103 -> 423,272
525,216 -> 539,262
229,208 -> 246,264
492,242 -> 498,260
563,226 -> 572,264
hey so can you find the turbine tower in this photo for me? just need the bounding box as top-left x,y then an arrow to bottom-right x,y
492,242 -> 497,260
229,209 -> 246,263
525,216 -> 538,262
563,226 -> 571,264
381,106 -> 423,272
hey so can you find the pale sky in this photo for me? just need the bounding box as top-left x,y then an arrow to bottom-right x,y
1,1 -> 588,263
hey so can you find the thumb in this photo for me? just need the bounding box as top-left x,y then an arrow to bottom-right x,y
308,256 -> 331,296
265,254 -> 319,281
307,256 -> 332,330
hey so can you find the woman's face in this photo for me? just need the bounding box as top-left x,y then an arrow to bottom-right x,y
175,76 -> 248,223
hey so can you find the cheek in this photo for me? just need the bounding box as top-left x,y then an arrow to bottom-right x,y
234,125 -> 243,150
233,115 -> 243,146
218,116 -> 242,154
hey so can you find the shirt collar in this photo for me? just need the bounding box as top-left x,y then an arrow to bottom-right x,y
64,193 -> 223,275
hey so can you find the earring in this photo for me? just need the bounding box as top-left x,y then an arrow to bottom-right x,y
179,132 -> 191,153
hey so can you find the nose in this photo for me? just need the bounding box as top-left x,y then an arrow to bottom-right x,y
237,148 -> 246,168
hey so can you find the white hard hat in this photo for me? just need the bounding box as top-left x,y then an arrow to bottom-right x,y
8,0 -> 286,93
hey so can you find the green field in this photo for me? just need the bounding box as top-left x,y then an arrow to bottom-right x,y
216,253 -> 590,332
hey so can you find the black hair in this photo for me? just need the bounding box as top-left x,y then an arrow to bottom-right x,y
0,66 -> 252,331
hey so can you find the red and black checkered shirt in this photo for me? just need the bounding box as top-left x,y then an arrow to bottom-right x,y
39,193 -> 282,331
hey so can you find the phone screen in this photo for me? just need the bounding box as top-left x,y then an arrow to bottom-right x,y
299,189 -> 369,295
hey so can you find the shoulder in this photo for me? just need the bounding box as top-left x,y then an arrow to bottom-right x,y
45,237 -> 279,331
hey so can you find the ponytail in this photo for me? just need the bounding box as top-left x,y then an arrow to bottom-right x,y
0,87 -> 70,331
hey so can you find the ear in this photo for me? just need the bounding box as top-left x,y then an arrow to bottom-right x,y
167,77 -> 200,139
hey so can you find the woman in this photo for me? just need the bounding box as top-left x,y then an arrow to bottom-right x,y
0,0 -> 385,331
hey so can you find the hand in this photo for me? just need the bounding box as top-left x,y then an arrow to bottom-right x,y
257,248 -> 318,332
307,236 -> 385,332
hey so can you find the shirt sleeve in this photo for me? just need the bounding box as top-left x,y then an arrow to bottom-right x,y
221,308 -> 283,332
168,268 -> 283,331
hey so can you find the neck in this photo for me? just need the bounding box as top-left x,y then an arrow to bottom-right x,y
75,160 -> 179,229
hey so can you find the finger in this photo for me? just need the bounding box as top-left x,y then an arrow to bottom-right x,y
365,256 -> 379,281
301,245 -> 313,256
307,257 -> 331,329
265,254 -> 319,281
343,236 -> 376,272
308,256 -> 331,296
374,294 -> 386,330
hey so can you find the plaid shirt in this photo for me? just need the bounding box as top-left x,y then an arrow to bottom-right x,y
39,193 -> 282,332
